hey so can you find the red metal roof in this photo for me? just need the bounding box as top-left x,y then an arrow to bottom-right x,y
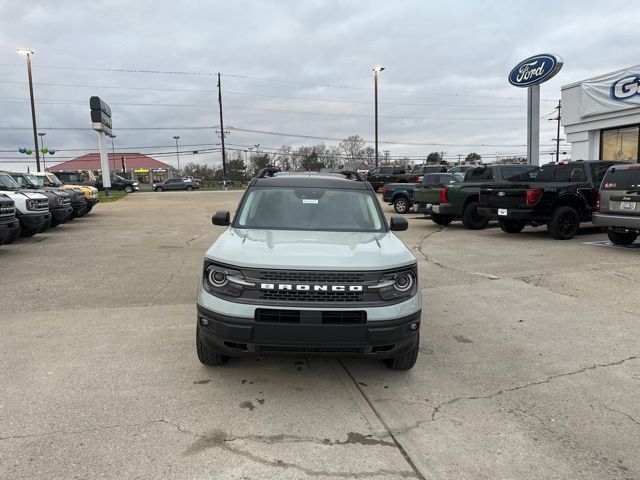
50,153 -> 174,171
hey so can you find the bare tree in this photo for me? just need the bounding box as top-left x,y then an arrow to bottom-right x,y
338,135 -> 366,162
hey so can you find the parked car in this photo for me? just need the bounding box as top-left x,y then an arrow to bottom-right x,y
0,194 -> 20,245
0,172 -> 51,238
34,172 -> 99,212
366,166 -> 421,191
198,168 -> 421,370
411,165 -> 448,177
97,174 -> 139,193
31,172 -> 88,219
592,163 -> 640,245
8,172 -> 73,228
153,178 -> 200,192
418,164 -> 540,228
478,160 -> 622,239
448,165 -> 475,174
382,173 -> 463,214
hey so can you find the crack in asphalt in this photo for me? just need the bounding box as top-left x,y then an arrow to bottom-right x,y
144,258 -> 187,306
602,405 -> 640,427
389,355 -> 640,434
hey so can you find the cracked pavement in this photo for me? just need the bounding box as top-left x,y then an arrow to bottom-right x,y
1,191 -> 639,479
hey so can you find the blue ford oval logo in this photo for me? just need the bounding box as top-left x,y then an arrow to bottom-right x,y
509,54 -> 564,87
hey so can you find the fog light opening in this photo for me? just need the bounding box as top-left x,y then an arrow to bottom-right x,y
200,317 -> 209,326
409,323 -> 419,331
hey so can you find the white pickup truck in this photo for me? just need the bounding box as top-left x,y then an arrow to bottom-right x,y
0,171 -> 51,237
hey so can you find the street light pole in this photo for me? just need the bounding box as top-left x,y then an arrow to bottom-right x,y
373,66 -> 385,168
18,48 -> 40,172
109,134 -> 117,172
38,132 -> 46,170
173,136 -> 181,174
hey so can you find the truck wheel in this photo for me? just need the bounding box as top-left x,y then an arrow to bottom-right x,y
196,326 -> 229,366
39,218 -> 52,233
462,202 -> 489,230
186,185 -> 194,192
124,185 -> 133,193
393,196 -> 410,214
86,205 -> 93,213
607,230 -> 638,245
498,219 -> 526,233
547,206 -> 580,240
384,336 -> 419,371
431,213 -> 454,226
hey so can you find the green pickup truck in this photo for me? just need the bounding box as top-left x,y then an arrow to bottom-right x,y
413,164 -> 540,229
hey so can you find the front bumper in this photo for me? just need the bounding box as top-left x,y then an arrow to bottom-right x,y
197,304 -> 421,359
0,218 -> 20,244
51,205 -> 73,223
86,197 -> 99,207
16,211 -> 51,230
593,212 -> 640,232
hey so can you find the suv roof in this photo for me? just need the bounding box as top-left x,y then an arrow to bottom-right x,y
252,172 -> 371,190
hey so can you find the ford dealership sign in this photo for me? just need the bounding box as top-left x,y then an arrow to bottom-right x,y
509,54 -> 564,87
610,75 -> 640,101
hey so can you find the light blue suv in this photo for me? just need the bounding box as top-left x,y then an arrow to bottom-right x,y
196,169 -> 422,370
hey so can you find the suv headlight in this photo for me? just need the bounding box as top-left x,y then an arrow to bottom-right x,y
56,196 -> 64,206
372,266 -> 418,301
203,263 -> 255,297
27,199 -> 36,210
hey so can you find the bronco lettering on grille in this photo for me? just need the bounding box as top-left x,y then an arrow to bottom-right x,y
260,283 -> 363,292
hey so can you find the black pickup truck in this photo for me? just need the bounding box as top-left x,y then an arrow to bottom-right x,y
478,160 -> 622,239
367,166 -> 444,191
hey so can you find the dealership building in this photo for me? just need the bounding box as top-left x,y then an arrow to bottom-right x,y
562,64 -> 640,163
50,153 -> 176,184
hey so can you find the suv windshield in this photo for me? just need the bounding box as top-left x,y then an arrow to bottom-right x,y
236,187 -> 385,232
602,167 -> 640,191
0,172 -> 21,190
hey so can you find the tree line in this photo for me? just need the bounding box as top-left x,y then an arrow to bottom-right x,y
181,134 -> 486,181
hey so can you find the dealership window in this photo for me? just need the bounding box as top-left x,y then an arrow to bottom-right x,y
601,125 -> 639,162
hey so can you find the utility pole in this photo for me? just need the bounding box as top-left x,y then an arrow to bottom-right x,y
173,136 -> 181,173
549,100 -> 562,162
38,132 -> 46,170
18,49 -> 41,172
458,154 -> 461,165
373,66 -> 385,168
217,73 -> 227,186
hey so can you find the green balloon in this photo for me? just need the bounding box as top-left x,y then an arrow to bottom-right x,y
41,147 -> 48,154
26,148 -> 32,155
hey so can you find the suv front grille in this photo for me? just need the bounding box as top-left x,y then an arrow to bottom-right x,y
255,309 -> 366,324
260,289 -> 364,302
257,271 -> 366,283
0,204 -> 15,215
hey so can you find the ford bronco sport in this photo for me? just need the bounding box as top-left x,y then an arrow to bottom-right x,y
196,169 -> 422,370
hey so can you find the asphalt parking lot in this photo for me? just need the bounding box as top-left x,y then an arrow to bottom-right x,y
1,191 -> 639,480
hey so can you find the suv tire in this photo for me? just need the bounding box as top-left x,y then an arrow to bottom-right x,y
498,219 -> 526,234
124,185 -> 133,193
431,213 -> 454,226
384,336 -> 419,371
6,224 -> 21,243
462,201 -> 489,230
547,206 -> 580,240
196,326 -> 229,366
21,226 -> 40,238
155,186 -> 164,192
393,196 -> 410,214
607,230 -> 638,245
186,185 -> 194,192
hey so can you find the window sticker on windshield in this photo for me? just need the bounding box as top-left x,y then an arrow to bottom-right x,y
303,199 -> 318,204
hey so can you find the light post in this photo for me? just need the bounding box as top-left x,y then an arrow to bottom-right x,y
109,134 -> 117,173
173,135 -> 181,174
37,132 -> 46,170
373,66 -> 385,168
17,48 -> 40,172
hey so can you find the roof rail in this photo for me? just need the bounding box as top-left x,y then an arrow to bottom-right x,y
256,167 -> 280,178
330,168 -> 365,181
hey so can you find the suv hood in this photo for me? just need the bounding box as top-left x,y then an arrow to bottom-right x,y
0,189 -> 48,200
205,228 -> 416,270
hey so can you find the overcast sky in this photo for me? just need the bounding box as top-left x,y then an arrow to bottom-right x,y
0,0 -> 638,171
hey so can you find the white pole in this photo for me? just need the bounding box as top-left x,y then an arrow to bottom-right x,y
98,131 -> 112,196
527,85 -> 540,166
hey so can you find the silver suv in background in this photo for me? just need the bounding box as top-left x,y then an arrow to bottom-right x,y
593,164 -> 640,245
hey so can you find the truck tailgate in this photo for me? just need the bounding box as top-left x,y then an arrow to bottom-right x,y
414,186 -> 441,204
480,184 -> 530,209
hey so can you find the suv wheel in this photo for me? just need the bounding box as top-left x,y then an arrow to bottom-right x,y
186,185 -> 194,192
124,185 -> 133,193
498,219 -> 526,234
196,326 -> 229,366
384,336 -> 419,371
607,230 -> 638,245
431,213 -> 454,226
155,186 -> 164,192
547,206 -> 580,240
6,224 -> 21,243
20,226 -> 40,238
462,202 -> 489,230
393,196 -> 410,214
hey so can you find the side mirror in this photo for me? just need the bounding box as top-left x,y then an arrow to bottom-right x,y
389,215 -> 408,231
212,210 -> 231,226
